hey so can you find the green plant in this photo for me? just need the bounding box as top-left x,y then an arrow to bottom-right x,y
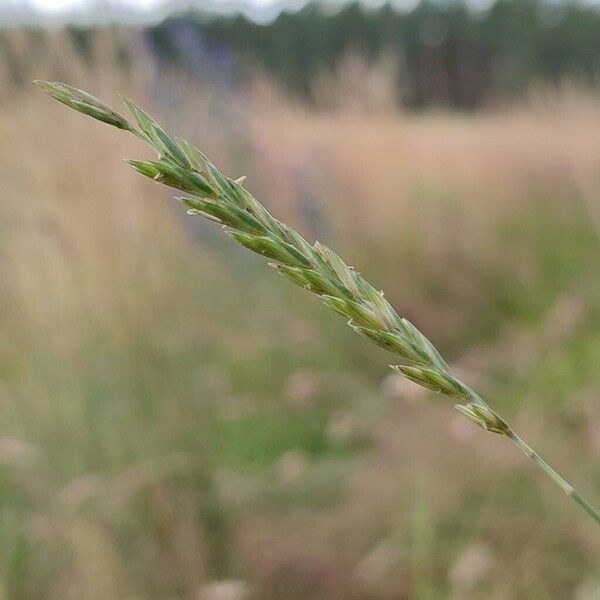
35,80 -> 600,527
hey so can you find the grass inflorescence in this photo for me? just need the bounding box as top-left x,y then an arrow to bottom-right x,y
34,79 -> 600,527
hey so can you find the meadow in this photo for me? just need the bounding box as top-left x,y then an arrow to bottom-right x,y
0,28 -> 599,599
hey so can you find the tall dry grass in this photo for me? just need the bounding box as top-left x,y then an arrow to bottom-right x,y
0,27 -> 599,599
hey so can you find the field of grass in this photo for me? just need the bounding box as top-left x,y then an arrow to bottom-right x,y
0,28 -> 599,599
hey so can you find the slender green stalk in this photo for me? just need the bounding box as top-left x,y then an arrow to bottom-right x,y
34,80 -> 600,527
507,431 -> 600,525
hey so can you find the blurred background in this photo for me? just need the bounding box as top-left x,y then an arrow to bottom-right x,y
1,0 -> 600,598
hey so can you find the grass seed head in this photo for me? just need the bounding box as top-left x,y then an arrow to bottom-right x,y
35,80 -> 600,527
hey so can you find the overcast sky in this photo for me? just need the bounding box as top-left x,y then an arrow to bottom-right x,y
16,0 -> 170,10
2,0 -> 598,26
1,0 -> 303,24
0,0 -> 429,26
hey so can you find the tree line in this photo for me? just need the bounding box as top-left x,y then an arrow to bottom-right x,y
4,0 -> 600,109
147,0 -> 600,109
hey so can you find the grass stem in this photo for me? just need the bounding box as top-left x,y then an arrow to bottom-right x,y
507,430 -> 600,526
